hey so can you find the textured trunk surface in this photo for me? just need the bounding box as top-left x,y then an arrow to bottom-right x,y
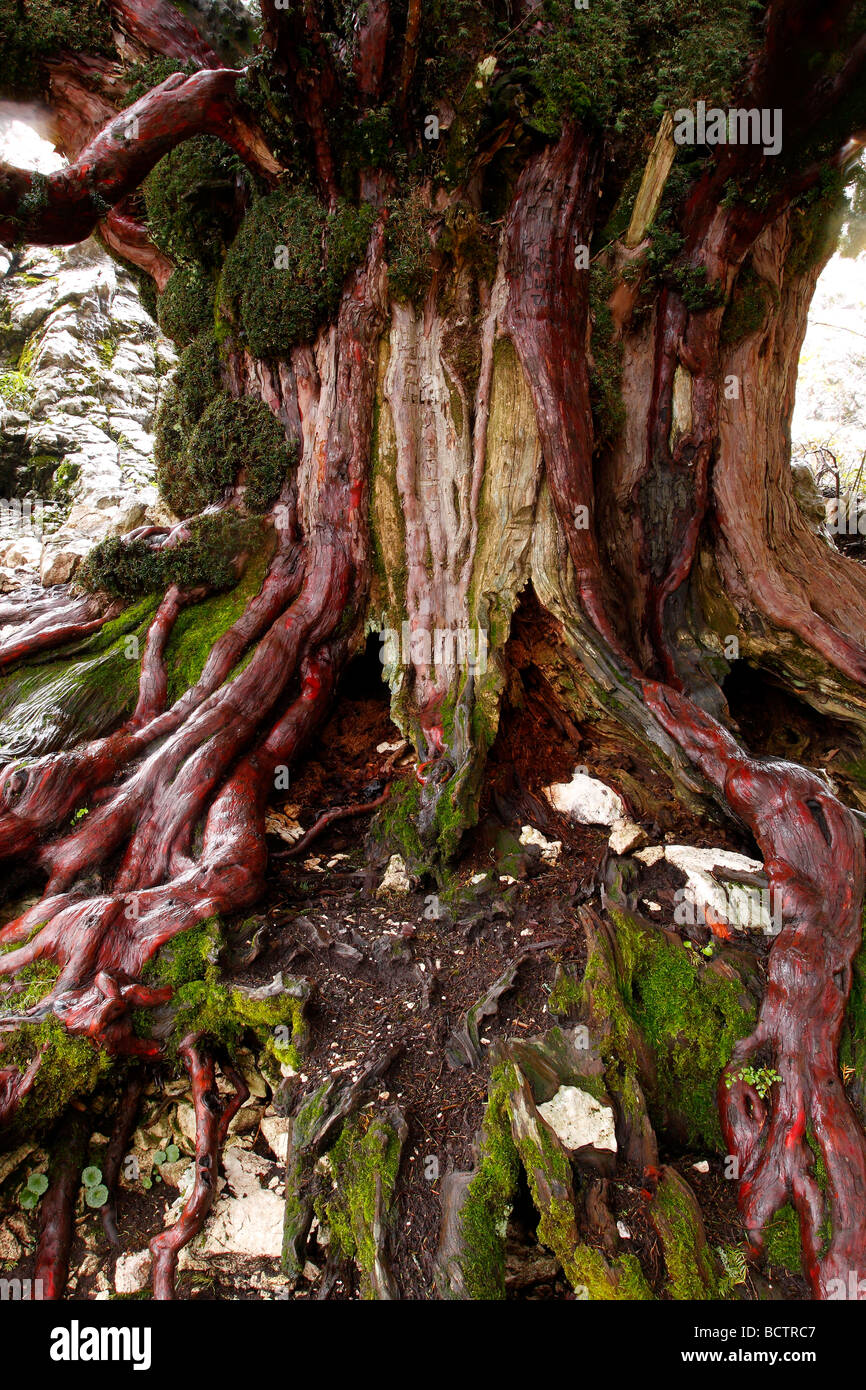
1,0 -> 866,1303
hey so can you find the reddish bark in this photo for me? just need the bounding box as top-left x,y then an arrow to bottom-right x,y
644,680 -> 866,1299
33,1108 -> 90,1300
504,127 -> 631,664
107,0 -> 221,68
100,1071 -> 145,1247
149,1035 -> 221,1299
0,596 -> 120,670
0,226 -> 385,1111
281,784 -> 392,859
260,0 -> 340,202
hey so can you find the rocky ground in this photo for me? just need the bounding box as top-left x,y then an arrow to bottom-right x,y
0,651 -> 814,1300
0,238 -> 176,591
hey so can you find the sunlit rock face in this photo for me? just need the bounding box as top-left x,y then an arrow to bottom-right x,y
0,238 -> 176,591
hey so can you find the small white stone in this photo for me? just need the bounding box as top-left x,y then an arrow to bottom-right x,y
692,1160 -> 710,1174
260,1114 -> 289,1165
377,854 -> 412,897
616,1220 -> 632,1240
114,1250 -> 152,1295
519,825 -> 561,864
544,771 -> 625,827
634,845 -> 665,867
608,818 -> 649,855
537,1085 -> 617,1153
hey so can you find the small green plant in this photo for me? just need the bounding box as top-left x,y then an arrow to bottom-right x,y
725,1064 -> 781,1099
717,1242 -> 749,1291
19,1171 -> 48,1210
81,1165 -> 109,1208
0,371 -> 33,409
165,1143 -> 180,1164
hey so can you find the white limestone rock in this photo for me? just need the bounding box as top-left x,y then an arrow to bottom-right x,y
544,770 -> 625,826
537,1085 -> 617,1154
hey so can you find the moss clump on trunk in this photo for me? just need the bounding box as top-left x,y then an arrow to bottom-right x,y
218,190 -> 375,358
80,514 -> 264,600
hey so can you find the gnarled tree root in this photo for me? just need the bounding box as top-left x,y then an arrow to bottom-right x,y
149,1034 -> 247,1299
644,679 -> 866,1299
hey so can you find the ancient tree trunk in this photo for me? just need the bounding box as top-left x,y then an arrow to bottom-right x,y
1,0 -> 866,1301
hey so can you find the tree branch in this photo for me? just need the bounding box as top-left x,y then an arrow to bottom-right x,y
107,0 -> 220,67
397,0 -> 422,120
260,0 -> 340,203
0,68 -> 280,248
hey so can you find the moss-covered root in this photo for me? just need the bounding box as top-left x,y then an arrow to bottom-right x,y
282,1081 -> 334,1283
507,1066 -> 653,1300
281,1052 -> 400,1284
577,905 -> 659,1168
141,916 -> 312,1080
434,1066 -> 520,1300
433,1059 -> 652,1301
648,1165 -> 720,1299
580,899 -> 757,1153
319,1107 -> 407,1300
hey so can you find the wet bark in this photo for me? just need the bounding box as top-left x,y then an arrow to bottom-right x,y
1,0 -> 866,1302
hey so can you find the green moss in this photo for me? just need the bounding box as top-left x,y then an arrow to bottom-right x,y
721,262 -> 779,346
763,1203 -> 802,1273
141,916 -> 309,1065
506,1059 -> 653,1299
0,597 -> 158,755
654,1170 -> 719,1298
787,166 -> 849,277
219,189 -> 375,359
4,1017 -> 110,1129
11,959 -> 60,1009
163,542 -> 271,704
548,965 -> 583,1020
373,776 -> 428,870
322,1114 -> 404,1297
96,336 -> 117,366
143,136 -> 248,269
600,908 -> 755,1150
0,371 -> 33,409
841,916 -> 866,1123
157,264 -> 216,348
120,58 -> 195,107
497,0 -> 758,153
452,1066 -> 521,1300
0,0 -> 115,99
79,513 -> 264,600
670,264 -> 724,312
158,391 -> 296,517
568,1245 -> 654,1300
